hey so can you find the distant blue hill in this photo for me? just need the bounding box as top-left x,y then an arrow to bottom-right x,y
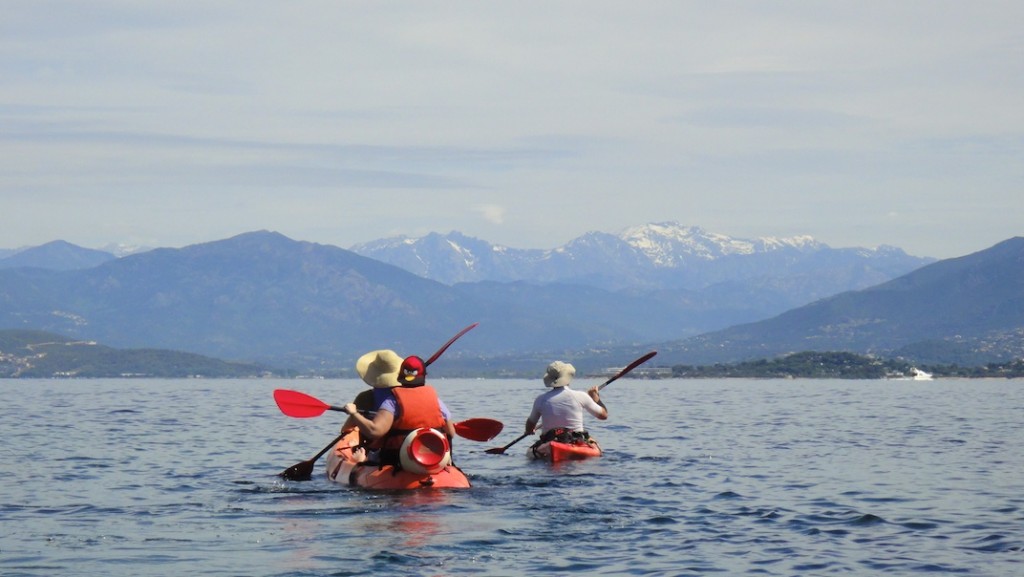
0,231 -> 505,372
0,329 -> 271,378
655,237 -> 1024,366
0,240 -> 115,271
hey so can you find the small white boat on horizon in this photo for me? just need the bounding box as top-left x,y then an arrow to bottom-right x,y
909,367 -> 934,380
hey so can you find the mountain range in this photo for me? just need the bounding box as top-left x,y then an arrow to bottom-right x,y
1,224 -> 1019,375
351,223 -> 930,305
663,236 -> 1024,367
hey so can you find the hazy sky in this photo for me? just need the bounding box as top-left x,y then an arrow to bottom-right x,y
2,2 -> 1021,259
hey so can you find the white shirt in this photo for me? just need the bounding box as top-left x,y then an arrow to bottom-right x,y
528,386 -> 604,434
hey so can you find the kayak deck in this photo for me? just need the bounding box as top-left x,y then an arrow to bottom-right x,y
325,428 -> 471,489
530,438 -> 603,463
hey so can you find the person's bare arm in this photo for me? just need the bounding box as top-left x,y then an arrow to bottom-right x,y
524,418 -> 535,435
587,387 -> 609,420
343,403 -> 395,439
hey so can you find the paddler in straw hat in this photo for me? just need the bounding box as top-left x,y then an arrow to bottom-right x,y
340,349 -> 404,431
336,350 -> 404,462
343,353 -> 457,470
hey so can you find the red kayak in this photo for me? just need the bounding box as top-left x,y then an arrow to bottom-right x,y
325,428 -> 471,489
529,437 -> 603,463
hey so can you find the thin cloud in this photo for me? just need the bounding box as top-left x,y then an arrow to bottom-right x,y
474,204 -> 506,225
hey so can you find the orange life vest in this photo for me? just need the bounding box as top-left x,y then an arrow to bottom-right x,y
391,385 -> 445,430
380,386 -> 446,457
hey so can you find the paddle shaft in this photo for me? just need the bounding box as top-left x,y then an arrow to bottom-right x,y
598,351 -> 657,390
485,432 -> 531,454
279,432 -> 345,480
424,322 -> 478,367
309,433 -> 344,463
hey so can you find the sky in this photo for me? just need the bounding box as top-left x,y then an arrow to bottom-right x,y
2,2 -> 1021,259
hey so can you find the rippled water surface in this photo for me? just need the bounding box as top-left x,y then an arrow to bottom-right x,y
1,378 -> 1022,576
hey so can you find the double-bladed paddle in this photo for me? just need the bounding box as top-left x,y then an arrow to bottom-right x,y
485,350 -> 658,455
274,389 -> 503,441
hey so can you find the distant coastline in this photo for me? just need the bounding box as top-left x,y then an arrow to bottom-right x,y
3,331 -> 1022,380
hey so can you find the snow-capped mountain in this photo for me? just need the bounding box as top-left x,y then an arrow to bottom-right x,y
351,221 -> 932,297
99,243 -> 153,257
618,223 -> 822,265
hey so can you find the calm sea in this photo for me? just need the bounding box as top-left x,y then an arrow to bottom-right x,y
1,377 -> 1021,576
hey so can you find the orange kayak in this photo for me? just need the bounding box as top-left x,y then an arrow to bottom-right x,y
529,438 -> 603,463
325,428 -> 471,490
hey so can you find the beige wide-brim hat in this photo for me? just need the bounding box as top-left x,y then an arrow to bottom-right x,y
355,349 -> 403,388
543,361 -> 575,388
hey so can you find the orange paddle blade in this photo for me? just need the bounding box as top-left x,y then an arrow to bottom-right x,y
453,418 -> 503,442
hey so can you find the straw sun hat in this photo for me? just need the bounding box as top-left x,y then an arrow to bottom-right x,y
355,349 -> 403,388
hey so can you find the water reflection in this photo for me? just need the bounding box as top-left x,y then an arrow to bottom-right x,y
357,491 -> 453,549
